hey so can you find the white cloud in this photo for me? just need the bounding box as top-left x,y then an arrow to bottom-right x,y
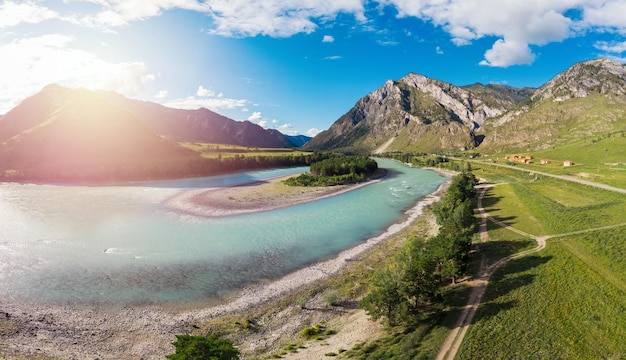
272,119 -> 280,124
71,0 -> 210,28
0,34 -> 154,113
436,46 -> 444,55
164,84 -> 246,112
165,96 -> 248,111
154,90 -> 169,99
248,111 -> 263,121
377,40 -> 399,46
595,40 -> 626,54
0,1 -> 59,28
306,128 -> 322,137
324,55 -> 342,60
9,1 -> 625,71
197,85 -> 216,97
479,39 -> 535,67
583,1 -> 626,29
205,0 -> 366,37
381,0 -> 606,67
258,120 -> 268,128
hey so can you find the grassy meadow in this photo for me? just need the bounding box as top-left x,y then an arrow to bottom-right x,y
458,233 -> 626,360
480,130 -> 626,189
456,162 -> 626,359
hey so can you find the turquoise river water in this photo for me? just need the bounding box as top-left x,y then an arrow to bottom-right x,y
0,159 -> 445,304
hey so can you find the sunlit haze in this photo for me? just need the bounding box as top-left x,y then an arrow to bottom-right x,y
2,0 -> 626,136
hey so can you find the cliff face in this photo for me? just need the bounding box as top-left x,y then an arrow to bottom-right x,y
306,73 -> 533,153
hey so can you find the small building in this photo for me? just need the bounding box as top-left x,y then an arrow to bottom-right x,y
563,160 -> 573,167
507,154 -> 533,164
540,159 -> 549,164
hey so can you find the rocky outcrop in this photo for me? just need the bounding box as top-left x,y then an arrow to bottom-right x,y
481,59 -> 626,152
531,59 -> 626,103
306,73 -> 532,152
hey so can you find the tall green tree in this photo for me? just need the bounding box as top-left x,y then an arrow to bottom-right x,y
361,167 -> 478,324
360,236 -> 442,326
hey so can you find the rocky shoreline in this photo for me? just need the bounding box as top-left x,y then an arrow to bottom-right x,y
0,172 -> 449,359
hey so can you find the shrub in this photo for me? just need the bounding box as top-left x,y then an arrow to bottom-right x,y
166,334 -> 240,360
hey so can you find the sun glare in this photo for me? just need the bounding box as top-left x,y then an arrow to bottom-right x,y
0,34 -> 153,114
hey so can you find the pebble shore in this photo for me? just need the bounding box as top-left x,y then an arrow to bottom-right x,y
0,173 -> 449,359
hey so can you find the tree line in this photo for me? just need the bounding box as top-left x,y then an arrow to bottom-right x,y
1,152 -> 335,184
283,154 -> 379,186
359,167 -> 478,326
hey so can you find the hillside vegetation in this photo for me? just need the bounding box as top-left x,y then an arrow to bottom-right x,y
307,59 -> 626,159
480,93 -> 626,152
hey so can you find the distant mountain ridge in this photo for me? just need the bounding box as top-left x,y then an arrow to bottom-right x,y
0,85 -> 305,182
0,84 -> 304,148
284,134 -> 312,147
306,59 -> 626,154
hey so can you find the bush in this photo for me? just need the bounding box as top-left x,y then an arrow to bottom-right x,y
300,323 -> 333,339
166,334 -> 240,360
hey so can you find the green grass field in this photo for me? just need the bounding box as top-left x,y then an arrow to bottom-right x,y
458,232 -> 626,360
455,163 -> 626,359
479,131 -> 626,189
473,164 -> 626,234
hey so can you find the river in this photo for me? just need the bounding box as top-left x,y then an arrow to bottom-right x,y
0,159 -> 445,304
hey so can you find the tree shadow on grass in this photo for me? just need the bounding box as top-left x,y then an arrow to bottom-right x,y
488,215 -> 519,227
472,255 -> 553,323
444,255 -> 553,329
480,192 -> 501,210
476,240 -> 537,266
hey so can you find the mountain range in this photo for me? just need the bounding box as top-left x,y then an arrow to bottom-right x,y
0,85 -> 310,181
1,59 -> 624,182
305,59 -> 626,154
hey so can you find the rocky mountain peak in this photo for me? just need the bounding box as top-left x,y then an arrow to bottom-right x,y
532,59 -> 626,103
305,72 -> 532,153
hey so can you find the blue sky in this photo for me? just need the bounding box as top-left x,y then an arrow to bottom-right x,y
1,1 -> 626,136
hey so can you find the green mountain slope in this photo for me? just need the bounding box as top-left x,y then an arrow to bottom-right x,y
481,59 -> 626,153
307,59 -> 625,158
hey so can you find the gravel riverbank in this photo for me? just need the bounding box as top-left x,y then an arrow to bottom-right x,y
0,172 -> 449,359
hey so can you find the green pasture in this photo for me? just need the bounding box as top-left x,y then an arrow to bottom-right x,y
344,162 -> 626,359
473,164 -> 626,235
453,161 -> 626,359
480,131 -> 626,189
458,228 -> 626,360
